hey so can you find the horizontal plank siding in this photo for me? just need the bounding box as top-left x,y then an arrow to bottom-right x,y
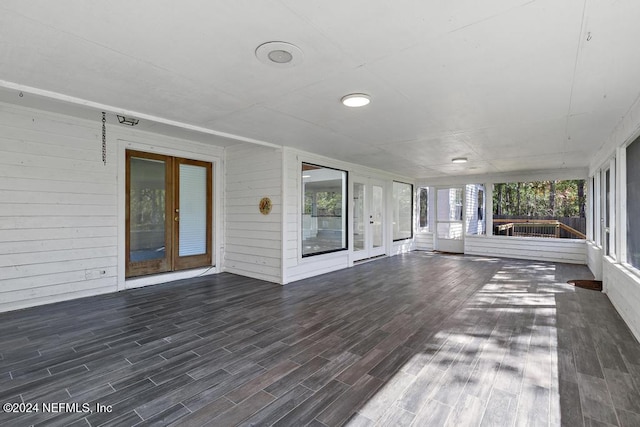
465,235 -> 586,264
604,259 -> 640,342
0,104 -> 118,312
0,102 -> 227,312
415,231 -> 434,251
224,144 -> 283,284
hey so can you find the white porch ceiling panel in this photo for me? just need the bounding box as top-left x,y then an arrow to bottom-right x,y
1,0 -> 639,178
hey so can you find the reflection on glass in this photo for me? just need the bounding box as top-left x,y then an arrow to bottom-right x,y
437,223 -> 463,239
302,163 -> 347,256
465,184 -> 486,236
627,137 -> 640,269
419,187 -> 428,229
605,169 -> 610,256
179,164 -> 207,256
437,188 -> 463,221
130,157 -> 166,262
393,181 -> 413,240
372,185 -> 383,248
354,183 -> 365,252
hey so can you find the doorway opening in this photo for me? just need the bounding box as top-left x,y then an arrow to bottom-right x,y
353,178 -> 386,262
434,187 -> 464,253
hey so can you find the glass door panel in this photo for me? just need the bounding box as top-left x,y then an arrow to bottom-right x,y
353,183 -> 366,252
353,178 -> 386,261
435,187 -> 464,253
603,168 -> 611,256
372,185 -> 383,249
126,153 -> 172,277
178,164 -> 207,256
174,158 -> 212,270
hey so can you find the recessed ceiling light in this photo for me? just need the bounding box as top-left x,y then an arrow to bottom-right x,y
341,93 -> 371,107
255,41 -> 303,68
452,157 -> 468,164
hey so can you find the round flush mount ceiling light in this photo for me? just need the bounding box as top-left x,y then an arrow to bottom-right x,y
255,41 -> 304,68
452,157 -> 468,164
341,93 -> 371,107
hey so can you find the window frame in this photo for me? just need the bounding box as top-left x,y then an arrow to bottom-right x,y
418,187 -> 429,230
301,162 -> 349,258
491,180 -> 586,240
392,181 -> 414,242
623,135 -> 640,272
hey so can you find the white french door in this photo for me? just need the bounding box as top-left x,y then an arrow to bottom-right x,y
353,178 -> 386,261
434,187 -> 465,253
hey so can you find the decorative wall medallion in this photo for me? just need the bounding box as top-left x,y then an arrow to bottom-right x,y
259,197 -> 272,215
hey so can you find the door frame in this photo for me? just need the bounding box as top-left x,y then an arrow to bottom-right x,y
434,186 -> 465,253
352,177 -> 387,262
124,148 -> 214,280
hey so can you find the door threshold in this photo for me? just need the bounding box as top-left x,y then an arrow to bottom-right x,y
354,254 -> 387,265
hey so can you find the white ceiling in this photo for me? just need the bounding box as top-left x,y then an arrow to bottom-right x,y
1,0 -> 639,179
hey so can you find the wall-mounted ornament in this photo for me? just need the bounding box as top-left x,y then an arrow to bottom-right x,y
259,197 -> 272,215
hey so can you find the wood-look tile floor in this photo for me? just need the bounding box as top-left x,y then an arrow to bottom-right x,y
1,253 -> 640,426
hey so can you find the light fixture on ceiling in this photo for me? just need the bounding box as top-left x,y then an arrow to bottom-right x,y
302,175 -> 311,178
117,115 -> 139,126
452,157 -> 468,164
341,93 -> 371,108
255,41 -> 304,68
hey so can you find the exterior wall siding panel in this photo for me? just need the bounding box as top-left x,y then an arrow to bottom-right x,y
224,144 -> 283,284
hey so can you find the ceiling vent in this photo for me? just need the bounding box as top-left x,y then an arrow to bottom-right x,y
255,41 -> 304,68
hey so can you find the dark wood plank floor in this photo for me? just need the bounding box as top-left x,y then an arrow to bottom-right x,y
1,253 -> 640,426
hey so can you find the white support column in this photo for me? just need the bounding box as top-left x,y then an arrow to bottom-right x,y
485,182 -> 493,236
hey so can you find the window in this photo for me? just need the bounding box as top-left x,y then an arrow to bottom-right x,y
418,187 -> 429,229
492,180 -> 586,239
466,184 -> 485,235
603,168 -> 612,257
627,136 -> 640,269
591,176 -> 597,241
393,181 -> 413,241
126,150 -> 212,277
302,163 -> 347,257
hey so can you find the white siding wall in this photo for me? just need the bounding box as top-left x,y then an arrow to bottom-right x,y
465,235 -> 586,264
224,144 -> 282,283
589,92 -> 640,342
604,260 -> 640,341
0,103 -> 228,312
415,231 -> 434,251
0,104 -> 118,312
586,242 -> 603,280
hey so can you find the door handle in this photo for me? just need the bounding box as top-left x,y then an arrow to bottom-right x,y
175,216 -> 179,222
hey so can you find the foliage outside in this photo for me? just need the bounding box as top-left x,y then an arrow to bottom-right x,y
493,180 -> 586,218
305,191 -> 342,216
